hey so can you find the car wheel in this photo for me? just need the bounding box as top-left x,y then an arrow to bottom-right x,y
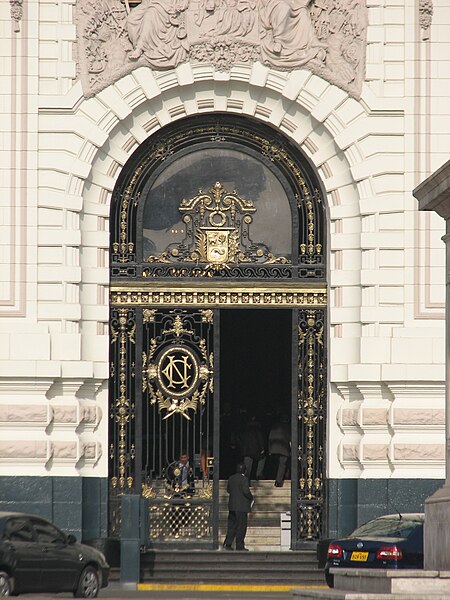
325,569 -> 334,588
74,566 -> 100,598
0,572 -> 12,596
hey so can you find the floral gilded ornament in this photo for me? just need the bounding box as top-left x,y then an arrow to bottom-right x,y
145,181 -> 289,275
110,309 -> 136,491
142,315 -> 213,421
297,309 -> 325,539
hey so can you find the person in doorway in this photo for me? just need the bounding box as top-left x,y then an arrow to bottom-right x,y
174,451 -> 195,495
223,463 -> 254,551
268,415 -> 290,487
239,414 -> 266,481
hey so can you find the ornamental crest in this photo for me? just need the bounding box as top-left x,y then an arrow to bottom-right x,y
142,315 -> 213,420
204,229 -> 233,264
145,181 -> 288,274
75,0 -> 368,99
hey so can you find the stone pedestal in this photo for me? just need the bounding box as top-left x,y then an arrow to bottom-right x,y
293,569 -> 450,599
293,161 -> 450,599
424,484 -> 450,569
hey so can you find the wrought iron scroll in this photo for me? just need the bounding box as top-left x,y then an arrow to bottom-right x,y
297,308 -> 326,541
111,144 -> 169,273
144,181 -> 289,275
142,310 -> 213,422
110,116 -> 326,282
142,264 -> 294,279
139,308 -> 215,544
297,190 -> 324,279
109,307 -> 137,534
146,499 -> 212,542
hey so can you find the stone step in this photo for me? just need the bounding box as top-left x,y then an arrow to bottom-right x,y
219,529 -> 286,539
138,550 -> 324,584
218,480 -> 292,504
218,479 -> 292,551
219,497 -> 291,505
219,480 -> 291,491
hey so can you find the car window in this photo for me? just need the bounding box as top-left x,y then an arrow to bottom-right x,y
4,518 -> 34,542
32,519 -> 66,544
350,518 -> 423,539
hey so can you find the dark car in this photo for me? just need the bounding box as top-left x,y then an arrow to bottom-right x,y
0,512 -> 109,597
324,513 -> 424,588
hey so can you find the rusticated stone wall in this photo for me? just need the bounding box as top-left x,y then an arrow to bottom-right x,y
0,379 -> 106,477
0,0 -> 449,533
331,383 -> 446,479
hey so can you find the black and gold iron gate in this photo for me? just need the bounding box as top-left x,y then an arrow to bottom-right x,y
109,114 -> 328,548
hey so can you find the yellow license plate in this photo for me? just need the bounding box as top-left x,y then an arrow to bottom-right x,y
351,551 -> 369,562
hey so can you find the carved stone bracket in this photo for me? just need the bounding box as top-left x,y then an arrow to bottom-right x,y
419,0 -> 433,40
76,0 -> 367,99
10,0 -> 23,32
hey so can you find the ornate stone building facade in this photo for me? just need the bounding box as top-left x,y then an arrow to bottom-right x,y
0,0 -> 448,543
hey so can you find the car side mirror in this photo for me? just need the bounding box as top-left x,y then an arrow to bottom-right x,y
67,534 -> 77,545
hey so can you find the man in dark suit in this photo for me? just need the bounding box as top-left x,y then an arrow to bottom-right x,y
268,415 -> 290,487
223,463 -> 254,551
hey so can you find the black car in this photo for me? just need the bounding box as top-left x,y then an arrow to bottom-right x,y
324,513 -> 424,588
0,512 -> 109,597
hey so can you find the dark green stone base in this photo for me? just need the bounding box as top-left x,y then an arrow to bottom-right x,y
327,478 -> 444,538
0,476 -> 107,541
0,476 -> 443,543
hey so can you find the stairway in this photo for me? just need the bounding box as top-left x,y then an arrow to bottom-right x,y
113,480 -> 325,585
140,549 -> 325,585
219,479 -> 291,551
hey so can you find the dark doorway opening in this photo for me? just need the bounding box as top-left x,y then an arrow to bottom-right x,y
219,309 -> 292,480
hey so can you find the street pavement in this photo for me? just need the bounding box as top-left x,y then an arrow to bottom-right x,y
8,593 -> 301,599
8,581 -> 327,599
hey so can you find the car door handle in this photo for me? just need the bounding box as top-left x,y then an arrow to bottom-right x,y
42,546 -> 49,552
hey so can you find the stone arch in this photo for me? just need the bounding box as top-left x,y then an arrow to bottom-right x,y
67,66 -> 371,364
37,66 -> 404,486
104,99 -> 332,542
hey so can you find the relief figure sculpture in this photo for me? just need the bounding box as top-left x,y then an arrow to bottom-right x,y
259,0 -> 327,68
216,0 -> 257,37
127,0 -> 190,68
76,0 -> 367,99
193,0 -> 257,40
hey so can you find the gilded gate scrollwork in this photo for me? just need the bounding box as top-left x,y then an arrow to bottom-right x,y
140,309 -> 215,541
109,307 -> 137,535
142,313 -> 213,421
297,308 -> 326,540
145,181 -> 288,273
109,307 -> 137,492
110,116 -> 325,281
109,115 -> 328,545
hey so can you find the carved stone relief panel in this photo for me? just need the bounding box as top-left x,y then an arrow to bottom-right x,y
10,0 -> 23,33
419,0 -> 433,40
76,0 -> 367,98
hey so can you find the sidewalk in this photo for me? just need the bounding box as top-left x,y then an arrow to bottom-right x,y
15,581 -> 328,599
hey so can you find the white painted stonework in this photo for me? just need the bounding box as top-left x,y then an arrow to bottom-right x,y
1,0 -> 449,483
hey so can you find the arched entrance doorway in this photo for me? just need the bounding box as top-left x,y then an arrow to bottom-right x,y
108,114 -> 327,549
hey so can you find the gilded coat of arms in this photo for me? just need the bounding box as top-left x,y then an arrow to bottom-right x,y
203,229 -> 233,265
145,181 -> 288,275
